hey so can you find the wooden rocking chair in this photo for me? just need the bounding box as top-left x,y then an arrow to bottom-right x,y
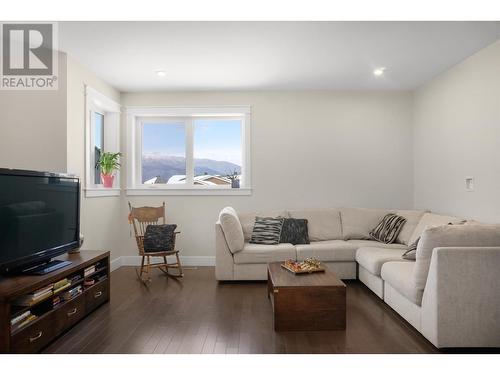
128,202 -> 184,282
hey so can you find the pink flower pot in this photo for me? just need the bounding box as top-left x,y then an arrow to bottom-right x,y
101,173 -> 114,188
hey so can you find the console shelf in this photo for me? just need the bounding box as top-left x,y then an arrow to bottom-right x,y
0,250 -> 110,353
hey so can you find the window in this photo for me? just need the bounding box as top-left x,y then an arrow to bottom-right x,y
126,107 -> 251,195
141,121 -> 186,184
85,86 -> 121,197
93,112 -> 104,185
193,119 -> 242,186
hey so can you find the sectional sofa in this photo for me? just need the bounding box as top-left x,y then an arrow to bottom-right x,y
215,207 -> 500,348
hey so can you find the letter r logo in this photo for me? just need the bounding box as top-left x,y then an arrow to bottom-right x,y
2,24 -> 53,76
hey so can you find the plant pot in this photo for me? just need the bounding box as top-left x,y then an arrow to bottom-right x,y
101,173 -> 114,188
231,179 -> 240,189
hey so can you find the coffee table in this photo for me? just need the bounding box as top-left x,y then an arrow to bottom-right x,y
267,262 -> 346,331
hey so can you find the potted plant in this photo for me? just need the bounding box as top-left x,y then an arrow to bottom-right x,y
226,171 -> 240,188
97,152 -> 122,188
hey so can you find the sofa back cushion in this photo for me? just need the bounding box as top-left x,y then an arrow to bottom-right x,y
288,208 -> 342,241
238,210 -> 289,241
414,224 -> 500,291
340,207 -> 392,240
219,207 -> 244,254
395,209 -> 427,245
407,212 -> 462,246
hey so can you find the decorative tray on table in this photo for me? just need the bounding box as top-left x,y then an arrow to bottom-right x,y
281,258 -> 325,274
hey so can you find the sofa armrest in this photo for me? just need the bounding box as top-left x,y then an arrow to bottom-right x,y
421,246 -> 500,348
215,222 -> 234,281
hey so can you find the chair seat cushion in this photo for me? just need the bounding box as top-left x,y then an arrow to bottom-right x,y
233,243 -> 296,264
347,240 -> 407,250
296,240 -> 357,262
381,261 -> 423,305
355,247 -> 409,276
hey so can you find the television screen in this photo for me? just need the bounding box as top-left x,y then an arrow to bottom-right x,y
0,169 -> 80,273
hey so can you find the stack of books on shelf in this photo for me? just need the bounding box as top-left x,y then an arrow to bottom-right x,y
13,284 -> 54,306
69,274 -> 83,285
52,295 -> 62,308
11,310 -> 37,331
83,279 -> 95,288
53,278 -> 71,294
62,285 -> 82,301
84,265 -> 95,277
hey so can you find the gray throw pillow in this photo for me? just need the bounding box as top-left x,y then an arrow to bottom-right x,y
369,214 -> 407,244
402,238 -> 419,260
279,218 -> 309,245
143,224 -> 177,252
250,217 -> 285,245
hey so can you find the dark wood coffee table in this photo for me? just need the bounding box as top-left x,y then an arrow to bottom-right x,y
267,262 -> 346,331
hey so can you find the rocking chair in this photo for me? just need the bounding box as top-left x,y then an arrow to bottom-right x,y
128,202 -> 184,282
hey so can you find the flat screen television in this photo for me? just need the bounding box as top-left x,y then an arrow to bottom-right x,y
0,168 -> 80,274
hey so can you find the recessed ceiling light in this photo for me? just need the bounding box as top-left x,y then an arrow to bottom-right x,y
373,68 -> 386,76
156,70 -> 166,77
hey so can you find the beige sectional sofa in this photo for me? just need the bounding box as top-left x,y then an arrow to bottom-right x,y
215,207 -> 500,348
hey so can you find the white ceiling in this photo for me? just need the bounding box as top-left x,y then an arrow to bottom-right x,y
59,21 -> 500,92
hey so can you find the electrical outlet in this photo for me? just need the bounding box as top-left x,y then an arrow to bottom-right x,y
465,176 -> 474,192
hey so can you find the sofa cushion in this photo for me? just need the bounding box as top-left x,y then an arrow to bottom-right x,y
347,240 -> 407,250
356,247 -> 409,276
233,243 -> 296,264
288,208 -> 342,241
250,217 -> 284,245
218,207 -> 244,254
296,240 -> 357,262
395,209 -> 427,245
414,224 -> 500,291
280,218 -> 310,245
369,213 -> 407,244
340,207 -> 393,240
381,261 -> 423,305
407,212 -> 463,246
238,210 -> 288,241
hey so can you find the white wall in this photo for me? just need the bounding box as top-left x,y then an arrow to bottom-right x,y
66,56 -> 123,259
413,40 -> 500,223
120,91 -> 414,258
0,53 -> 67,172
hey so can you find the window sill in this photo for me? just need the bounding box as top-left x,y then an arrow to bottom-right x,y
126,187 -> 252,196
85,187 -> 121,197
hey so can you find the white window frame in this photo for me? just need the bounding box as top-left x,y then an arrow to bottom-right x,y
84,86 -> 121,197
126,106 -> 252,196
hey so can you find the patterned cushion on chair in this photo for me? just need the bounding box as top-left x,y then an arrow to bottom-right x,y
143,224 -> 177,252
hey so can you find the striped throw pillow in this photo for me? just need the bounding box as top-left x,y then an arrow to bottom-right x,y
250,217 -> 285,245
369,214 -> 407,244
402,237 -> 419,260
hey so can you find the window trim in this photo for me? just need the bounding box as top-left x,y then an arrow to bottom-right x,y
84,86 -> 121,197
126,106 -> 252,196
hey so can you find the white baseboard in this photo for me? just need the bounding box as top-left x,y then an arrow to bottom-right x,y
110,255 -> 215,272
110,257 -> 123,272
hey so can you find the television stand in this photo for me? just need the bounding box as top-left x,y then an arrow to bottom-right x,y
0,250 -> 110,353
23,260 -> 73,275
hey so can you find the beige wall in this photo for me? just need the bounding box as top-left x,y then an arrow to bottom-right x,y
0,53 -> 67,173
413,40 -> 500,223
120,91 -> 414,258
66,56 -> 123,259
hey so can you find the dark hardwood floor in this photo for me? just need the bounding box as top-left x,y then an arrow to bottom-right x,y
42,266 -> 440,354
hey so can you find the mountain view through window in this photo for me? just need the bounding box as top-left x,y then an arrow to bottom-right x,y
141,119 -> 242,186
